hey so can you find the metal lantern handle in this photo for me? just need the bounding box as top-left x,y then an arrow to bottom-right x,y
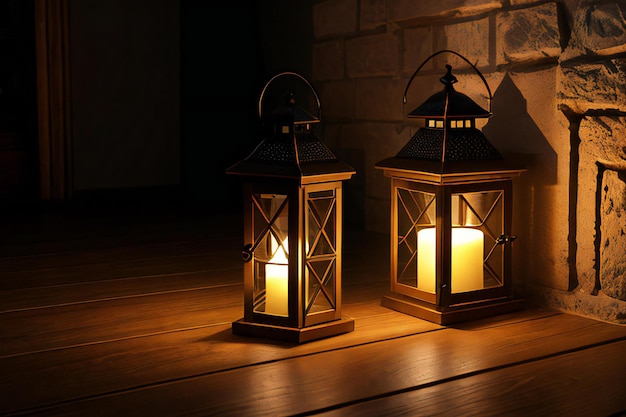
257,71 -> 322,121
403,50 -> 493,113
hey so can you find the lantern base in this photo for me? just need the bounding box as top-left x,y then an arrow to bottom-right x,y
232,317 -> 355,344
381,293 -> 524,325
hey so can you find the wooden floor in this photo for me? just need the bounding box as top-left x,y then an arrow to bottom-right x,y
1,200 -> 626,416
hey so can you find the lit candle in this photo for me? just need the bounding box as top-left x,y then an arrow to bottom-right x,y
417,228 -> 437,293
417,228 -> 484,293
265,238 -> 289,316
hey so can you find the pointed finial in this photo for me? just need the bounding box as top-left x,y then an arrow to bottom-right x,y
440,64 -> 458,87
284,91 -> 296,105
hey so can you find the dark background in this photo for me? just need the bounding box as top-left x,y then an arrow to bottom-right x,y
0,1 -> 315,212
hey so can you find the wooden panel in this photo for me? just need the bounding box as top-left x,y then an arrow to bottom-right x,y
318,341 -> 626,417
8,312 -> 625,416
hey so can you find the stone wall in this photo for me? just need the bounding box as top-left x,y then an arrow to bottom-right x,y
311,0 -> 626,323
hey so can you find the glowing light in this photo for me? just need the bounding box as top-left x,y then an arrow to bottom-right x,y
265,238 -> 289,316
417,228 -> 484,293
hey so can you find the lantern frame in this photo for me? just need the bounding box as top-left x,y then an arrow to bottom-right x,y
227,72 -> 355,343
376,51 -> 526,325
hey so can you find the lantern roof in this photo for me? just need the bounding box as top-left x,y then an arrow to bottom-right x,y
227,93 -> 354,183
394,126 -> 502,162
408,65 -> 491,119
226,131 -> 354,183
375,58 -> 521,173
267,92 -> 320,125
375,155 -> 525,184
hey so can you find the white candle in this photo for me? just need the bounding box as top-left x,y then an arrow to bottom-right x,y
417,228 -> 484,293
451,228 -> 484,292
265,238 -> 289,316
417,228 -> 437,293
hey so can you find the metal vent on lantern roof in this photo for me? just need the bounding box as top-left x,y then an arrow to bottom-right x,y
245,133 -> 337,164
396,127 -> 502,161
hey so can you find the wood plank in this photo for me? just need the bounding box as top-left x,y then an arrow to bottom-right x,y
316,340 -> 626,417
6,312 -> 625,416
0,284 -> 244,357
0,208 -> 242,258
0,269 -> 242,313
0,250 -> 241,291
0,238 -> 239,274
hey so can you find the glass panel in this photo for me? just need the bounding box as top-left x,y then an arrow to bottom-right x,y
450,190 -> 504,293
396,188 -> 436,293
307,190 -> 336,256
484,193 -> 504,288
306,259 -> 335,313
252,193 -> 289,316
306,189 -> 337,315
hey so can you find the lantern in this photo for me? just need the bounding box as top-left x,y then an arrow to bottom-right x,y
375,51 -> 526,324
226,72 -> 355,343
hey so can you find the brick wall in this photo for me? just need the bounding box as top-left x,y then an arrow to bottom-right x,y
311,0 -> 626,323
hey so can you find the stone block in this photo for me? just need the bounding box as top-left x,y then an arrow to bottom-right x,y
319,80 -> 355,121
403,27 -> 433,74
436,18 -> 490,69
579,116 -> 626,170
510,0 -> 542,4
558,59 -> 626,113
389,0 -> 502,24
496,3 -> 561,65
354,78 -> 406,121
562,2 -> 626,61
480,68 -> 570,291
403,74 -> 443,116
529,286 -> 626,324
600,169 -> 626,301
453,72 -> 504,118
578,116 -> 626,295
313,0 -> 358,39
360,0 -> 387,31
313,40 -> 344,81
346,33 -> 399,78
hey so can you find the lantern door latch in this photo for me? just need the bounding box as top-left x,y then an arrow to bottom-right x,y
496,234 -> 516,244
242,243 -> 253,262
